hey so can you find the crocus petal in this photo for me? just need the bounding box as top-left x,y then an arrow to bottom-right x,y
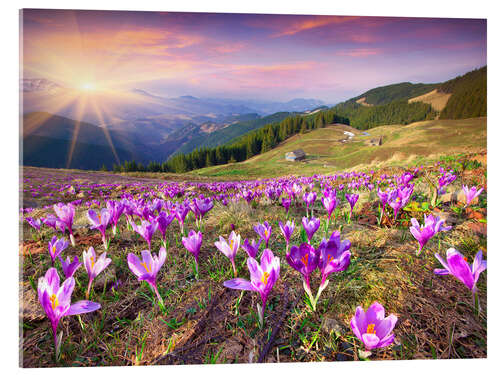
366,302 -> 385,322
45,267 -> 60,292
223,278 -> 257,292
447,250 -> 475,290
247,257 -> 262,280
127,253 -> 145,278
375,314 -> 398,339
377,333 -> 395,349
65,300 -> 101,316
434,253 -> 451,274
434,268 -> 450,275
350,307 -> 365,339
362,333 -> 380,350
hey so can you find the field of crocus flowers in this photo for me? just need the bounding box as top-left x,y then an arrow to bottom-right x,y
19,152 -> 487,367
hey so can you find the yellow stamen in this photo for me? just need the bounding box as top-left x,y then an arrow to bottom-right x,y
366,324 -> 376,334
90,256 -> 95,269
230,239 -> 234,249
98,214 -> 101,223
261,271 -> 270,285
327,254 -> 333,263
141,261 -> 151,273
264,229 -> 269,237
463,257 -> 468,262
301,253 -> 309,266
50,294 -> 59,310
51,245 -> 57,255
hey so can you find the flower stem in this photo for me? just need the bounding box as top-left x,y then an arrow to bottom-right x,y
231,259 -> 238,277
86,279 -> 92,300
473,291 -> 481,317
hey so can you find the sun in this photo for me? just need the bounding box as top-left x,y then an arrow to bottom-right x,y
79,82 -> 96,91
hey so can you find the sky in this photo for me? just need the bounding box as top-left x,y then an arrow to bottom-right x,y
21,9 -> 486,103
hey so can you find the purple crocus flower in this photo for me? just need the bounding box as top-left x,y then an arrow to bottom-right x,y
242,238 -> 262,259
106,200 -> 124,236
279,220 -> 295,251
38,268 -> 100,355
321,192 -> 337,220
224,248 -> 280,327
389,185 -> 414,221
254,221 -> 272,247
131,219 -> 158,251
155,211 -> 175,248
462,185 -> 484,207
434,248 -> 486,293
182,230 -> 203,274
215,231 -> 241,276
282,198 -> 291,215
87,208 -> 112,250
47,236 -> 69,266
174,205 -> 190,234
59,255 -> 81,278
410,214 -> 452,255
302,216 -> 320,243
377,188 -> 391,223
345,193 -> 359,222
53,203 -> 76,246
317,231 -> 351,294
25,217 -> 41,231
303,191 -> 317,216
194,197 -> 214,220
127,247 -> 167,307
83,246 -> 112,299
42,214 -> 66,233
438,172 -> 457,195
286,242 -> 318,298
350,302 -> 398,351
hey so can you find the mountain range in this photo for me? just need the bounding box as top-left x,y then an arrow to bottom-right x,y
20,66 -> 486,171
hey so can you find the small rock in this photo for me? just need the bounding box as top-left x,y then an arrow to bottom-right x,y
440,192 -> 457,204
93,267 -> 116,290
335,353 -> 349,361
321,317 -> 345,335
219,339 -> 242,363
340,341 -> 354,355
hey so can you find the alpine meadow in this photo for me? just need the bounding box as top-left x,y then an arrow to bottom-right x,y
19,9 -> 487,368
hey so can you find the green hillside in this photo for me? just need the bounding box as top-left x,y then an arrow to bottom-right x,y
351,82 -> 439,105
439,66 -> 486,119
331,100 -> 437,130
174,112 -> 293,155
188,117 -> 486,179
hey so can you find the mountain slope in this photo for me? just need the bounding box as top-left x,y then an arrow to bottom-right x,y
21,112 -> 156,168
438,66 -> 486,119
174,111 -> 293,155
188,117 -> 486,179
350,82 -> 439,106
21,134 -> 137,170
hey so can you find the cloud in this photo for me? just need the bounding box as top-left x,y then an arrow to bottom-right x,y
272,16 -> 359,37
336,48 -> 382,57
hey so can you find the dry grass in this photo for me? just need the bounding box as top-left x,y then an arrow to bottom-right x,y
408,89 -> 452,112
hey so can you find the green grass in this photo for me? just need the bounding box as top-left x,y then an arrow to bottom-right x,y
188,117 -> 486,179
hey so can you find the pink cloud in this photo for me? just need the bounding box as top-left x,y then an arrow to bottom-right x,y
336,48 -> 382,57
